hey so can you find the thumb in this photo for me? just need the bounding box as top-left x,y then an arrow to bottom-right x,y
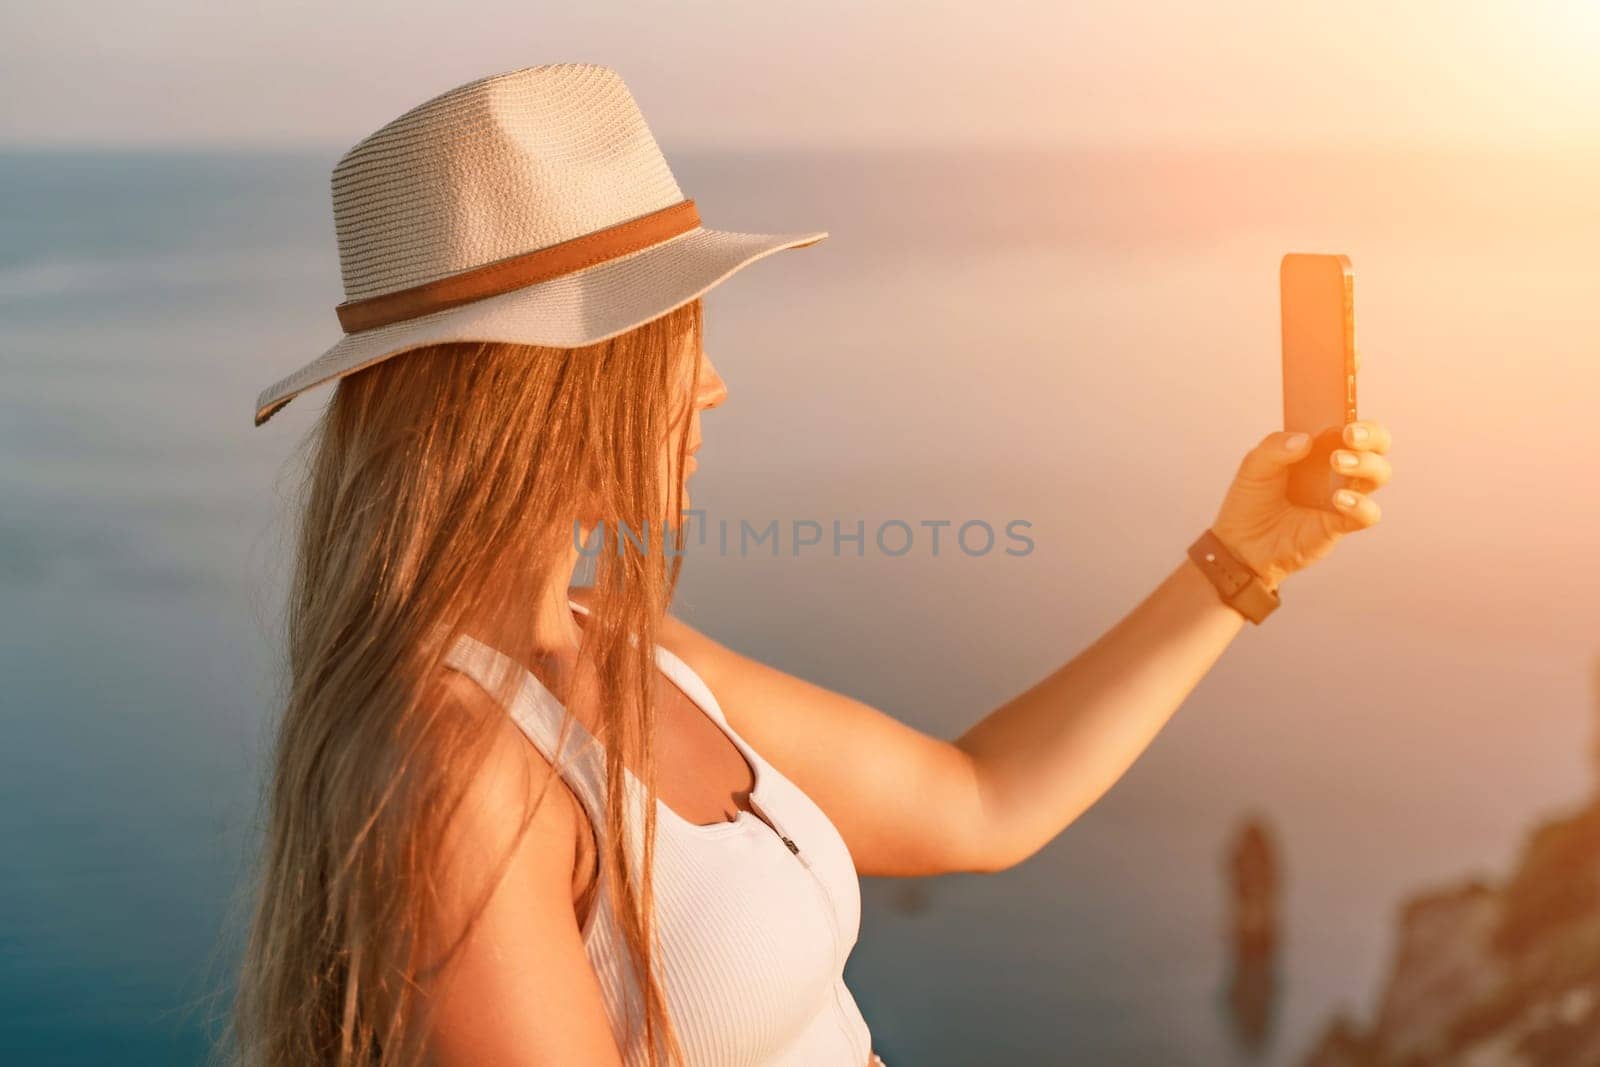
1235,430 -> 1311,482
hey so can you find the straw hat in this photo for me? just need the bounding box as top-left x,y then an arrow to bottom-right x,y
252,63 -> 828,426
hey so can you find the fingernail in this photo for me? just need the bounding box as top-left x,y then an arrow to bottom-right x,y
1286,432 -> 1309,451
1346,425 -> 1369,445
1335,489 -> 1358,507
1336,450 -> 1359,469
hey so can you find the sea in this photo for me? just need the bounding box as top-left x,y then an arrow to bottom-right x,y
3,142 -> 1598,1065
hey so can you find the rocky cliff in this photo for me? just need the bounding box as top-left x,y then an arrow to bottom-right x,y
1305,798 -> 1600,1066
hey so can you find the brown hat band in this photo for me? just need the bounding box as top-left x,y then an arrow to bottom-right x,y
334,198 -> 702,334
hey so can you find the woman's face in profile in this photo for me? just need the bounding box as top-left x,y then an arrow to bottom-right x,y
663,340 -> 727,522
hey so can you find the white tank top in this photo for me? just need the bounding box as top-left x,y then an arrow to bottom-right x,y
443,605 -> 882,1066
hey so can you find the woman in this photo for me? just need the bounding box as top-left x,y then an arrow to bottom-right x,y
232,65 -> 1392,1067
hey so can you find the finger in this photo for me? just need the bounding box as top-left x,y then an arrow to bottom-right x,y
1330,448 -> 1392,489
1238,430 -> 1314,480
1330,487 -> 1382,530
1342,420 -> 1392,455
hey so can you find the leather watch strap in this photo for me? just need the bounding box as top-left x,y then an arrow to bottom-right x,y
1186,528 -> 1281,625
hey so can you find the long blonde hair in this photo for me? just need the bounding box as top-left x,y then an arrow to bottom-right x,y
230,299 -> 703,1066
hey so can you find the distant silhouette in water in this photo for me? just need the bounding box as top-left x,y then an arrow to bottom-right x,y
1223,814 -> 1283,1057
888,881 -> 934,918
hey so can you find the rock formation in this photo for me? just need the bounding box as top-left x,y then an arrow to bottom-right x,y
1304,655 -> 1600,1066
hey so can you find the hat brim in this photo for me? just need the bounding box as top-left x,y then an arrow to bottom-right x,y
253,225 -> 828,426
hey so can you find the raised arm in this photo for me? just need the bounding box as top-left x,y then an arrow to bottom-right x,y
956,421 -> 1390,868
658,422 -> 1392,877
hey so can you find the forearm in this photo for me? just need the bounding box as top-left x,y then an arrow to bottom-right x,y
954,554 -> 1245,872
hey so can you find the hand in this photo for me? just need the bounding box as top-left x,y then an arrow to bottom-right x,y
1210,418 -> 1393,593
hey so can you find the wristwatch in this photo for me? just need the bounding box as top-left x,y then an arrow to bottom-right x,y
1186,528 -> 1281,625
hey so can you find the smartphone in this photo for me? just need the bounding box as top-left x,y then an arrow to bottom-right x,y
1280,253 -> 1356,511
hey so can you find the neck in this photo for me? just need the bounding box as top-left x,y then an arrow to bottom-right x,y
470,523 -> 590,659
530,526 -> 587,654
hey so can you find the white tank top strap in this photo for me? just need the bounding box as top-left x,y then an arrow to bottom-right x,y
441,630 -> 617,830
653,641 -> 731,728
440,606 -> 878,1066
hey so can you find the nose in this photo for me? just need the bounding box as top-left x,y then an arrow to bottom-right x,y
697,358 -> 729,410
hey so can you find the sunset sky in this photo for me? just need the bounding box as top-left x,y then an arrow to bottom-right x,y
3,0 -> 1598,150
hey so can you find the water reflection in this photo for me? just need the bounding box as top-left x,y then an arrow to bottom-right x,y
887,881 -> 935,919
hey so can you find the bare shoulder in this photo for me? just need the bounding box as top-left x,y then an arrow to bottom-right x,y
425,669 -> 581,933
657,609 -> 735,675
417,668 -> 622,1064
